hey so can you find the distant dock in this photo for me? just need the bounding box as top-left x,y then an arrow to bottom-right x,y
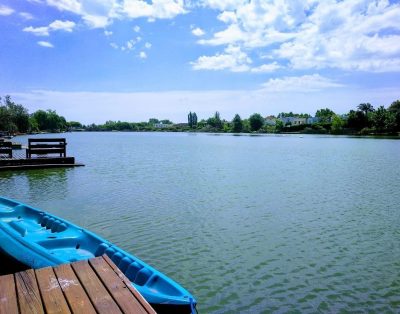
0,137 -> 84,171
0,255 -> 156,314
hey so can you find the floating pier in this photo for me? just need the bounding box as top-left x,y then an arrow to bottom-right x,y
0,137 -> 84,171
0,255 -> 156,314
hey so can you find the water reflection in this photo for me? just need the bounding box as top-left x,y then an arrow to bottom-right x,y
0,168 -> 70,202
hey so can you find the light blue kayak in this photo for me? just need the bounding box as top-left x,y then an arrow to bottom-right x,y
0,197 -> 196,314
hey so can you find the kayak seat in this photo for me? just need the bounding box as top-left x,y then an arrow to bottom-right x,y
94,242 -> 109,256
135,267 -> 153,286
39,215 -> 67,233
125,261 -> 143,282
118,257 -> 133,272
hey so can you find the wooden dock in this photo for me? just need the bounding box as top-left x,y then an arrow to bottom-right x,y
0,255 -> 156,314
0,157 -> 84,171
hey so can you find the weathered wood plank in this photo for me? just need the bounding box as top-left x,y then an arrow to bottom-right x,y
53,263 -> 96,314
71,260 -> 122,314
89,256 -> 150,314
15,269 -> 44,314
102,255 -> 156,314
35,267 -> 71,314
0,274 -> 19,314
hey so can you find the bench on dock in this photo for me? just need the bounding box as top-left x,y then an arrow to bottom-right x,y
26,138 -> 67,158
0,141 -> 12,158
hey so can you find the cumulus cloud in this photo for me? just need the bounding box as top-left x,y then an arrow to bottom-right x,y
123,0 -> 187,19
192,27 -> 205,36
197,0 -> 400,73
0,5 -> 14,16
192,45 -> 251,72
139,51 -> 147,58
23,20 -> 76,36
19,12 -> 34,20
42,0 -> 188,29
37,41 -> 54,48
261,74 -> 343,92
251,62 -> 282,73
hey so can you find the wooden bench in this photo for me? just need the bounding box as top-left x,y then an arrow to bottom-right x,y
0,141 -> 12,158
26,138 -> 67,158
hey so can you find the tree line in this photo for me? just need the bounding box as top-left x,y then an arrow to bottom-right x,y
0,96 -> 68,133
1,94 -> 399,136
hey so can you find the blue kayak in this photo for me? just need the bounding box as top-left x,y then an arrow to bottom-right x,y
0,197 -> 197,314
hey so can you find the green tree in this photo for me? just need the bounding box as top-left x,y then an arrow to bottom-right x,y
0,95 -> 30,133
32,110 -> 48,131
207,111 -> 223,130
372,106 -> 387,133
188,112 -> 193,128
149,118 -> 159,124
275,119 -> 284,133
331,114 -> 344,134
315,108 -> 335,123
357,103 -> 375,116
192,112 -> 197,127
388,100 -> 400,131
346,110 -> 367,130
249,113 -> 264,131
231,114 -> 243,132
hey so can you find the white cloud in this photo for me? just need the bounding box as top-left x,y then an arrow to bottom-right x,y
122,0 -> 187,19
139,51 -> 147,58
37,41 -> 54,48
218,11 -> 237,23
82,14 -> 110,28
192,45 -> 251,72
251,62 -> 281,73
192,27 -> 205,36
49,20 -> 75,32
23,26 -> 50,36
104,30 -> 113,36
261,74 -> 343,92
110,42 -> 119,49
133,25 -> 140,32
0,5 -> 14,16
19,12 -> 34,20
201,0 -> 247,11
46,0 -> 81,14
195,0 -> 400,73
23,20 -> 76,36
144,42 -> 152,49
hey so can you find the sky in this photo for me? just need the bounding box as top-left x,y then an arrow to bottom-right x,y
0,0 -> 399,124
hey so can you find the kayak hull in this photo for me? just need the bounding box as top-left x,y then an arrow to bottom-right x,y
0,197 -> 196,313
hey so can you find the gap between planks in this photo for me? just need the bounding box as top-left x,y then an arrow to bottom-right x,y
0,255 -> 156,314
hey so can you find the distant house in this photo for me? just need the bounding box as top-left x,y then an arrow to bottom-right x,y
306,117 -> 320,124
154,122 -> 169,128
279,117 -> 307,126
264,116 -> 277,126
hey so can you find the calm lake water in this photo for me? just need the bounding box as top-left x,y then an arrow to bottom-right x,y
1,132 -> 400,313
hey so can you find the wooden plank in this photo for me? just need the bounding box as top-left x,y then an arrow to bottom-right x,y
0,274 -> 19,314
102,255 -> 156,314
53,263 -> 96,314
15,269 -> 44,314
28,138 -> 66,143
89,256 -> 151,314
71,260 -> 122,314
35,267 -> 71,314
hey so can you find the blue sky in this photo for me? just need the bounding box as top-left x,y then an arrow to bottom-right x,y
0,0 -> 399,123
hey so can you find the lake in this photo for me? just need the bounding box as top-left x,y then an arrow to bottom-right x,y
1,132 -> 400,313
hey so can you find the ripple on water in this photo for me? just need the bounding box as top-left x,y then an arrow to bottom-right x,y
1,133 -> 400,313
